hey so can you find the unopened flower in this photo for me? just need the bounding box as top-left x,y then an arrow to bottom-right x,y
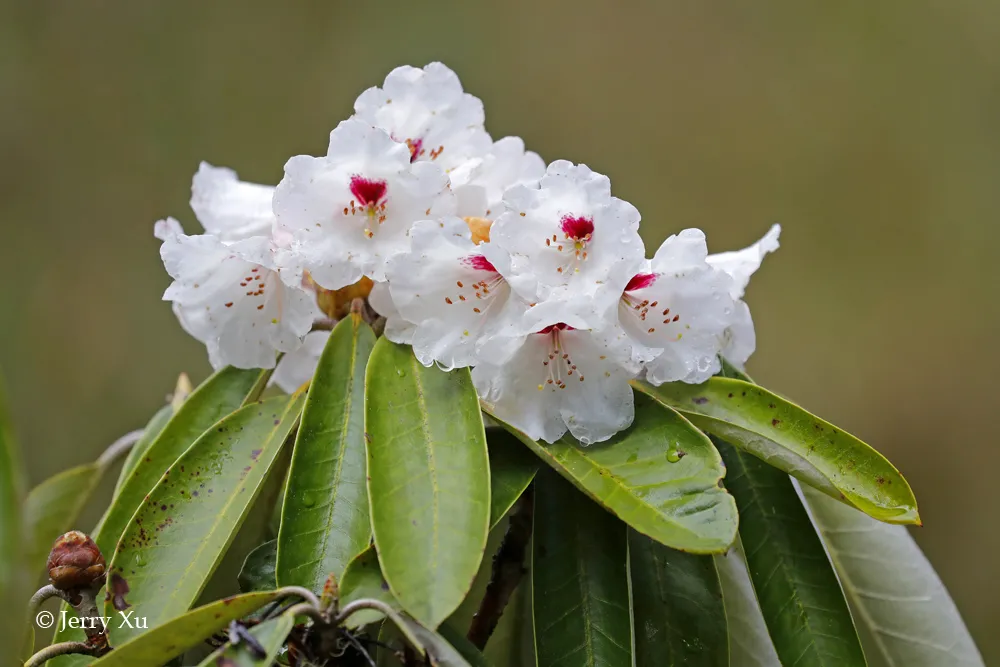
489,161 -> 645,331
473,324 -> 637,445
273,118 -> 455,289
190,162 -> 275,241
47,531 -> 106,591
382,217 -> 527,369
155,219 -> 319,370
354,62 -> 492,172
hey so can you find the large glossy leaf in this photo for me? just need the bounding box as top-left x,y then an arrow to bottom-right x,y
277,314 -> 375,592
0,377 -> 26,667
105,392 -> 305,645
486,391 -> 737,553
715,539 -> 781,667
365,339 -> 490,629
628,529 -> 728,666
88,591 -> 281,667
196,613 -> 295,667
340,544 -> 399,629
114,404 -> 172,498
532,470 -> 632,667
633,377 -> 919,525
716,437 -> 866,666
485,427 -> 538,529
98,366 -> 266,557
238,539 -> 277,593
800,483 -> 984,666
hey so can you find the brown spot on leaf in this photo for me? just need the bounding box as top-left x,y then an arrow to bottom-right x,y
771,419 -> 780,427
107,572 -> 131,611
692,397 -> 709,405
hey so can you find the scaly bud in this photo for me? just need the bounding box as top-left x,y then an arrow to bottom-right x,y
46,531 -> 106,591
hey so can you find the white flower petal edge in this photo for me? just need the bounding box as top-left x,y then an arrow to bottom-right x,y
155,218 -> 319,370
451,136 -> 545,220
473,324 -> 636,445
354,62 -> 492,173
271,330 -> 330,393
272,118 -> 455,289
368,281 -> 415,345
707,223 -> 781,298
384,217 -> 527,370
620,229 -> 738,384
489,160 -> 646,332
190,162 -> 276,241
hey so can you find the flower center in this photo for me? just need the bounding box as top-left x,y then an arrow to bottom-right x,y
620,273 -> 681,337
405,138 -> 424,162
346,175 -> 388,239
545,215 -> 595,272
535,323 -> 583,390
440,255 -> 507,321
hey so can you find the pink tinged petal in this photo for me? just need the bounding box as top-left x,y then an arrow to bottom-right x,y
624,272 -> 657,292
349,176 -> 388,207
559,215 -> 595,241
463,254 -> 498,273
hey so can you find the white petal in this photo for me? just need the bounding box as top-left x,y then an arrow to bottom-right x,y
354,62 -> 492,173
489,161 -> 645,330
273,118 -> 454,289
271,330 -> 331,393
719,301 -> 756,369
452,136 -> 545,219
706,224 -> 781,298
385,217 -> 526,369
369,281 -> 415,345
190,162 -> 276,241
473,325 -> 635,445
157,230 -> 319,369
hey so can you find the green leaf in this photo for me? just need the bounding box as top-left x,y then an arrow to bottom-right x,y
633,377 -> 920,525
486,391 -> 737,553
105,392 -> 305,645
628,529 -> 729,666
277,314 -> 375,592
378,614 -> 476,667
23,463 -> 102,574
98,366 -> 267,558
239,539 -> 277,593
715,539 -> 781,667
715,437 -> 867,666
486,427 -> 538,529
88,591 -> 282,667
196,613 -> 295,667
0,376 -> 27,667
532,470 -> 632,667
114,404 -> 173,498
340,544 -> 399,629
801,484 -> 985,666
365,339 -> 490,629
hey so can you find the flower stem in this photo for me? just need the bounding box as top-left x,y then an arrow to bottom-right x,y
24,642 -> 98,667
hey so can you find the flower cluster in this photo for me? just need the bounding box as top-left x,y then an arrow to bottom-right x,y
155,63 -> 779,445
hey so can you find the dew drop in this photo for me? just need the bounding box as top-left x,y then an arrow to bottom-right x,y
666,449 -> 682,463
302,494 -> 316,508
396,369 -> 406,378
134,553 -> 147,567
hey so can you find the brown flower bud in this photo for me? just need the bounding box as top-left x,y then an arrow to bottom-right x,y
47,531 -> 106,591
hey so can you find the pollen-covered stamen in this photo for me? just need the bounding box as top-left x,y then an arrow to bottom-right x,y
405,137 -> 425,162
439,255 -> 507,320
346,175 -> 389,239
545,214 -> 596,274
534,323 -> 584,390
620,273 -> 680,337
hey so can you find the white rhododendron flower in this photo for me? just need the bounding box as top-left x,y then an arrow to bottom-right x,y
273,118 -> 455,289
489,160 -> 645,331
473,324 -> 637,445
271,330 -> 331,393
451,137 -> 545,220
155,218 -> 319,370
382,217 -> 527,370
152,61 -> 780,447
190,162 -> 276,241
354,62 -> 492,173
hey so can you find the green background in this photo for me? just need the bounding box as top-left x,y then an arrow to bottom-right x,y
1,1 -> 997,661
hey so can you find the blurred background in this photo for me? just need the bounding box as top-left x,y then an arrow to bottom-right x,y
1,1 -> 998,661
